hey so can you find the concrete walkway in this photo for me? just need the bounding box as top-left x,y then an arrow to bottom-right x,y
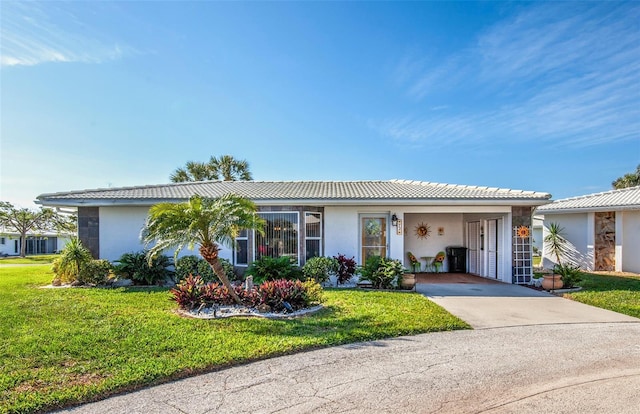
417,281 -> 639,328
57,281 -> 640,414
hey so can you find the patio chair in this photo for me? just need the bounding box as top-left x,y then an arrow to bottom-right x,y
432,251 -> 446,273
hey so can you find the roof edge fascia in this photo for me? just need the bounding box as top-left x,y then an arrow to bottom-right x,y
38,198 -> 551,208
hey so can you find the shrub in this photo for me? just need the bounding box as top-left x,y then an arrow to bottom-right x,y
114,251 -> 174,285
175,255 -> 236,284
334,253 -> 357,285
554,263 -> 583,288
301,279 -> 324,305
358,256 -> 406,289
170,277 -> 323,312
258,279 -> 308,312
54,238 -> 93,283
78,259 -> 113,285
246,256 -> 302,284
175,255 -> 201,282
170,275 -> 204,310
302,256 -> 337,284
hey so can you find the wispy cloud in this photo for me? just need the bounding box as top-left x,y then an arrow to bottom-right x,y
0,2 -> 133,67
381,3 -> 640,148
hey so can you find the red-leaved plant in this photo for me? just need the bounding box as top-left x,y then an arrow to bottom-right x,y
170,276 -> 319,312
334,253 -> 357,285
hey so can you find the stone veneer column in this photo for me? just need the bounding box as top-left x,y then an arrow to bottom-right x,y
77,207 -> 99,259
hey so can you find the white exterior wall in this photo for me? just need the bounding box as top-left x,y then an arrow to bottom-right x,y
99,206 -> 231,262
0,236 -> 19,256
404,213 -> 464,272
100,206 -> 150,261
621,210 -> 640,273
542,213 -> 592,270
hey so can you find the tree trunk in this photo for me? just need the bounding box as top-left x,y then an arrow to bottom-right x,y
199,242 -> 243,305
20,233 -> 26,258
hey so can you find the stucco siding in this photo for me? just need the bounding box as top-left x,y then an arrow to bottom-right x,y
100,207 -> 150,261
404,213 -> 464,272
542,213 -> 592,269
621,210 -> 640,273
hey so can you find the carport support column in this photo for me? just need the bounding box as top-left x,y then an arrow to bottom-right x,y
512,207 -> 534,285
78,207 -> 100,259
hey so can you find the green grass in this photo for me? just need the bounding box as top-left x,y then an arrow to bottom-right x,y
0,266 -> 469,413
0,255 -> 59,265
563,272 -> 640,318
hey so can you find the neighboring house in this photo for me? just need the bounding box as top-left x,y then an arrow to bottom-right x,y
0,227 -> 71,256
37,180 -> 551,284
536,186 -> 640,273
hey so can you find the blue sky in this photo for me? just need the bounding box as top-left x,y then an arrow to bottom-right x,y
1,1 -> 638,208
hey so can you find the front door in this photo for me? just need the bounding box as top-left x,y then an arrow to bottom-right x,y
360,216 -> 387,264
487,219 -> 498,279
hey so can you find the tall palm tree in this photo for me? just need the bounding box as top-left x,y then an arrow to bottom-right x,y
170,161 -> 216,182
209,155 -> 253,181
142,194 -> 265,304
612,164 -> 640,189
170,155 -> 253,183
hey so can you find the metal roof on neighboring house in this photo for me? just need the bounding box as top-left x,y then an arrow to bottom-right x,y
536,186 -> 640,213
36,179 -> 552,207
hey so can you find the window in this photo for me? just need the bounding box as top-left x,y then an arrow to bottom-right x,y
0,237 -> 5,245
235,229 -> 249,266
305,212 -> 322,260
255,212 -> 299,264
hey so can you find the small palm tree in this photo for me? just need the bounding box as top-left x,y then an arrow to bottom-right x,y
544,222 -> 569,266
142,194 -> 265,304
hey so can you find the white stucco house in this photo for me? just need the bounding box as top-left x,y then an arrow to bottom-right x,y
0,227 -> 71,256
536,186 -> 640,273
37,180 -> 551,284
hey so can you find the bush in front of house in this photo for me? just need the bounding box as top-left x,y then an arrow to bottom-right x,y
302,256 -> 338,284
113,251 -> 174,285
554,263 -> 583,288
77,259 -> 113,285
358,255 -> 406,289
170,275 -> 322,312
334,253 -> 357,285
245,256 -> 303,284
53,238 -> 93,284
175,255 -> 236,284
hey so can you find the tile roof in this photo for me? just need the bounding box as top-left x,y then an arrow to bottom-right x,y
37,179 -> 551,206
537,186 -> 640,213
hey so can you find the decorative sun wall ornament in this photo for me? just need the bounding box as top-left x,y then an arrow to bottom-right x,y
414,222 -> 431,239
517,225 -> 530,239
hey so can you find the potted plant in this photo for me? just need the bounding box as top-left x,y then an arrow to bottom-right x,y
542,222 -> 569,290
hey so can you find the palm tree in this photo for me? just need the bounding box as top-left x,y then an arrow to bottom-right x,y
170,161 -> 216,182
170,155 -> 253,183
612,164 -> 640,189
544,222 -> 569,265
142,194 -> 265,304
209,155 -> 253,181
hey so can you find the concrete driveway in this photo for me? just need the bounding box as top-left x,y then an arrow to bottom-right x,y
57,281 -> 640,414
417,281 -> 639,328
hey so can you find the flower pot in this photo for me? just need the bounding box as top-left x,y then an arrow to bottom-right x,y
401,273 -> 416,290
541,274 -> 563,291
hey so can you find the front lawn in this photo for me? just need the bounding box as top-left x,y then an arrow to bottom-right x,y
0,254 -> 60,265
0,265 -> 469,413
563,272 -> 640,318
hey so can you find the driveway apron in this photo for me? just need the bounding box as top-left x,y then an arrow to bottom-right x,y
417,280 -> 639,329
